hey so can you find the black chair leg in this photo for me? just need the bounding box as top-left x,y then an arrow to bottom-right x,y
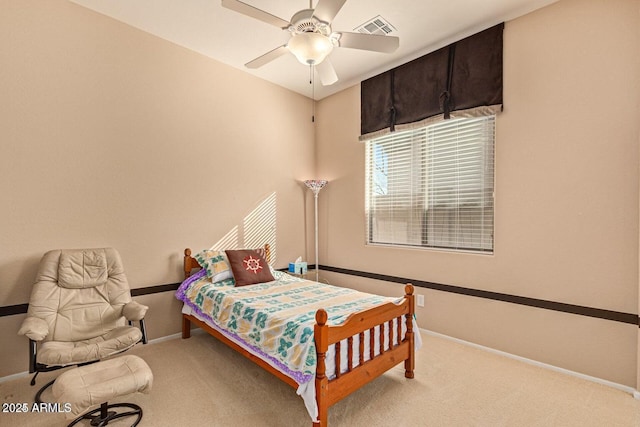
29,371 -> 40,386
140,319 -> 148,345
68,402 -> 143,427
34,379 -> 56,404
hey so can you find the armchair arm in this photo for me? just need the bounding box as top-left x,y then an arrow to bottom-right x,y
123,301 -> 148,321
18,316 -> 49,342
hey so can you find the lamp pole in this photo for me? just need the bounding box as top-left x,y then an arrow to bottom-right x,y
304,180 -> 327,282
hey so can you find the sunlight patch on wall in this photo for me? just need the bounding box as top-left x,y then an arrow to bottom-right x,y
244,192 -> 277,263
209,226 -> 239,251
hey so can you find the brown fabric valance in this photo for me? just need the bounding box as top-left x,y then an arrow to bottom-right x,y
360,23 -> 504,140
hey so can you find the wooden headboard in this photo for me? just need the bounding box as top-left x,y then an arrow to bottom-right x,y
183,244 -> 271,279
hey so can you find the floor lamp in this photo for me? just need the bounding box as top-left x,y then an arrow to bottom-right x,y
304,179 -> 327,282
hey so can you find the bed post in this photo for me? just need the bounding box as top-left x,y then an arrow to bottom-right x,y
182,248 -> 194,339
184,248 -> 194,278
314,309 -> 329,427
182,315 -> 191,339
404,284 -> 415,379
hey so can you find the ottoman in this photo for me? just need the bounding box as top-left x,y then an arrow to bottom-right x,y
52,355 -> 153,427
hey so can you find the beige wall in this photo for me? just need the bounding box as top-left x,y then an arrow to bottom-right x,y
1,0 -> 638,392
0,0 -> 315,377
315,0 -> 640,387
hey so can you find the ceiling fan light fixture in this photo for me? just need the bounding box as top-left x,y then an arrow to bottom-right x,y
288,32 -> 334,65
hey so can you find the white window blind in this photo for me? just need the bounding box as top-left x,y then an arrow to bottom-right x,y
365,115 -> 495,252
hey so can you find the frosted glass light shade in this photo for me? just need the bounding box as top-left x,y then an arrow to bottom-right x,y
288,33 -> 334,65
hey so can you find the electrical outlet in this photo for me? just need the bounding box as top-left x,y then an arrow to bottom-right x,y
417,295 -> 424,307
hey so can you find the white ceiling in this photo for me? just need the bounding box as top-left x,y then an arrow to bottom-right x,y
70,0 -> 558,100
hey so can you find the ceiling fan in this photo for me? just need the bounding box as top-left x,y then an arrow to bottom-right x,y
221,0 -> 400,86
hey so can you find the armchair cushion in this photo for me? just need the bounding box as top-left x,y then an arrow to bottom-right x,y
37,326 -> 142,367
18,316 -> 49,341
123,301 -> 148,321
22,248 -> 147,372
52,355 -> 153,420
58,249 -> 108,289
29,248 -> 132,342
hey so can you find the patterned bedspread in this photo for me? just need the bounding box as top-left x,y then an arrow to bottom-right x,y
176,270 -> 399,384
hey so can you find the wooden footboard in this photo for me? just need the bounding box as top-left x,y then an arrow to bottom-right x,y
180,248 -> 415,427
313,284 -> 414,427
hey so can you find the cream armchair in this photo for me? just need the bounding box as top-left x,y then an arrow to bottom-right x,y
18,248 -> 148,402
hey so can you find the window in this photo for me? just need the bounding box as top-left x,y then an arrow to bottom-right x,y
365,115 -> 495,252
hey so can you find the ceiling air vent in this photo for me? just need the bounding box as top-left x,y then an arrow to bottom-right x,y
354,15 -> 396,36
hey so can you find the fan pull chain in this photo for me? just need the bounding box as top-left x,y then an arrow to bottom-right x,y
310,64 -> 315,123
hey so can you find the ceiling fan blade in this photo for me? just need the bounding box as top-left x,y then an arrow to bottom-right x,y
245,45 -> 289,69
221,0 -> 290,29
316,59 -> 338,86
337,32 -> 399,53
313,0 -> 347,24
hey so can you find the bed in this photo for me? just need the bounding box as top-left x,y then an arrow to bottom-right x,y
176,245 -> 418,427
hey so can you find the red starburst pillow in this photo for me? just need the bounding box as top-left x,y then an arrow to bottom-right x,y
225,249 -> 274,287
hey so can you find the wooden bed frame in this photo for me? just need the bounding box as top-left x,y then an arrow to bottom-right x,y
180,245 -> 415,427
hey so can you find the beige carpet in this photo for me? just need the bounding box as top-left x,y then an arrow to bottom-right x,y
1,331 -> 639,427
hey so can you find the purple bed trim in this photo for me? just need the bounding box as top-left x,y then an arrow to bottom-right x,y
175,272 -> 314,385
175,268 -> 207,299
